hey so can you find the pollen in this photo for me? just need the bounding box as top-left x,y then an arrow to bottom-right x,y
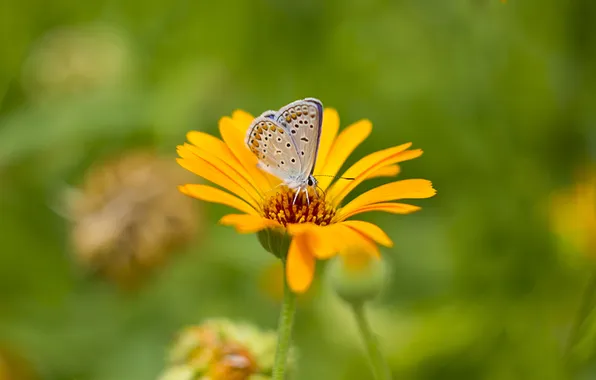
262,187 -> 336,226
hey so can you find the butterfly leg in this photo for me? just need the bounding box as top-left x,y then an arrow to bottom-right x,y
293,188 -> 300,205
304,187 -> 310,205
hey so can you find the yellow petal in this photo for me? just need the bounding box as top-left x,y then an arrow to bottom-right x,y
219,116 -> 274,192
366,164 -> 401,179
336,224 -> 380,258
186,131 -> 229,160
287,223 -> 379,259
337,202 -> 421,220
219,214 -> 281,233
316,119 -> 372,190
182,142 -> 263,203
339,179 -> 436,217
313,108 -> 340,176
176,146 -> 261,209
232,110 -> 254,132
340,220 -> 393,247
287,234 -> 316,293
186,131 -> 263,195
287,223 -> 340,259
179,184 -> 259,216
327,144 -> 423,205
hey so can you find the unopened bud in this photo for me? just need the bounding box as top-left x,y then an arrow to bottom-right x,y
257,229 -> 291,260
328,252 -> 388,305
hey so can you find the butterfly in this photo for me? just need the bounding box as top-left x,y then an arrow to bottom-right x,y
245,98 -> 323,204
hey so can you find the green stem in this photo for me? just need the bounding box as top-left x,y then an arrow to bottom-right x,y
565,271 -> 596,361
272,259 -> 297,380
352,303 -> 392,380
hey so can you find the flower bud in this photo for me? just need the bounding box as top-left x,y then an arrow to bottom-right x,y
328,251 -> 388,305
257,229 -> 291,260
159,319 -> 291,380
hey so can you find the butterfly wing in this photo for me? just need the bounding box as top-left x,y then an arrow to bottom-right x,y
274,98 -> 323,177
245,112 -> 302,180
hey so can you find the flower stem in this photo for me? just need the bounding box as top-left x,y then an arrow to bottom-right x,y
565,271 -> 596,361
352,303 -> 392,380
272,259 -> 297,380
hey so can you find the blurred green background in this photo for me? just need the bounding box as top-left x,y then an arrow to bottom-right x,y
1,0 -> 596,379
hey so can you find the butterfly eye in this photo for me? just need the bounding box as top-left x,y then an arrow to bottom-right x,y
307,178 -> 314,186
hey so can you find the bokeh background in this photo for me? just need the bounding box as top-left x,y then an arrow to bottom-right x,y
1,0 -> 596,379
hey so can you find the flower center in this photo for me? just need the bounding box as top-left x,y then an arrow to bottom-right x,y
262,187 -> 336,226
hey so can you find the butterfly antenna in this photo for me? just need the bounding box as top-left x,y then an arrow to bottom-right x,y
315,183 -> 326,197
313,174 -> 355,181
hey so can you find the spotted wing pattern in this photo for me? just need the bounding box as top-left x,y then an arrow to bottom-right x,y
245,112 -> 302,179
274,98 -> 323,177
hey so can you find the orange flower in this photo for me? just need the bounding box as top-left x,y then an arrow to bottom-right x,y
177,108 -> 436,293
550,168 -> 596,258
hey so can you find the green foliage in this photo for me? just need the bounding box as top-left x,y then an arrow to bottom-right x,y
1,0 -> 595,379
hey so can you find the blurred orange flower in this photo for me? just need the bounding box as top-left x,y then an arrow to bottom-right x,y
159,319 -> 281,380
177,107 -> 435,293
0,345 -> 38,380
550,168 -> 596,258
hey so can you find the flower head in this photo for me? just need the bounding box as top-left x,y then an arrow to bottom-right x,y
177,107 -> 435,293
159,319 -> 282,380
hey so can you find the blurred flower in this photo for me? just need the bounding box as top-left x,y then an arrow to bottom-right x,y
159,319 -> 284,380
177,107 -> 435,293
67,150 -> 199,287
22,24 -> 132,100
328,251 -> 388,305
0,345 -> 38,380
550,167 -> 596,261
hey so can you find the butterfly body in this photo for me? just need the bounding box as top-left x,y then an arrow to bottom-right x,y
245,98 -> 323,203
